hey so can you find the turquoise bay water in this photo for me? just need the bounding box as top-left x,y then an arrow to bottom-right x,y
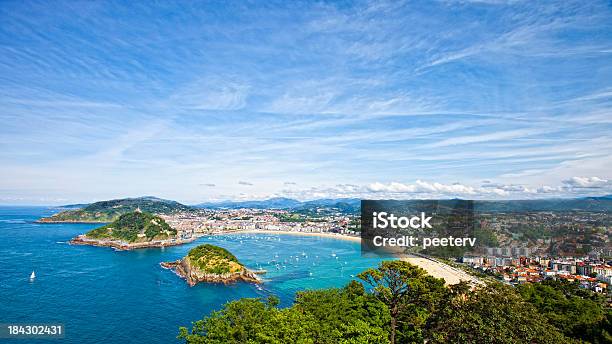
0,207 -> 384,343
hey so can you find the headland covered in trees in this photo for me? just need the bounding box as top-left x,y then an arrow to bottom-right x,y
69,211 -> 195,250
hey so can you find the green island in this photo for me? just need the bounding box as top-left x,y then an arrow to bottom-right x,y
187,244 -> 242,274
70,211 -> 187,250
37,196 -> 193,223
85,211 -> 176,242
161,244 -> 262,286
178,261 -> 611,344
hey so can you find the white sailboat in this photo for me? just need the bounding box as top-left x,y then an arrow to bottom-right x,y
29,271 -> 36,280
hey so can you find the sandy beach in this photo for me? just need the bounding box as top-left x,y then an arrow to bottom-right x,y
402,256 -> 483,286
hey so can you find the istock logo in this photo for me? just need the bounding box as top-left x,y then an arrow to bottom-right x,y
372,212 -> 432,229
361,200 -> 477,258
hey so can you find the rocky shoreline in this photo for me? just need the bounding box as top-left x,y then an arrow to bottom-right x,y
160,257 -> 262,286
69,235 -> 197,251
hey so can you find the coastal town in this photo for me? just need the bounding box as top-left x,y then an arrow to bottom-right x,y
453,210 -> 612,293
460,255 -> 611,293
472,210 -> 611,258
158,208 -> 361,238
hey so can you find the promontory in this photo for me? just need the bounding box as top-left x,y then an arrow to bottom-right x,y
161,244 -> 263,286
70,210 -> 193,250
37,196 -> 193,223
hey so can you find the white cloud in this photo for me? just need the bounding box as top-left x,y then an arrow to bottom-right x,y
536,185 -> 561,193
275,176 -> 611,201
367,180 -> 479,195
368,180 -> 480,194
562,176 -> 610,189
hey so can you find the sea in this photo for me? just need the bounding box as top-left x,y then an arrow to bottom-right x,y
0,206 -> 385,343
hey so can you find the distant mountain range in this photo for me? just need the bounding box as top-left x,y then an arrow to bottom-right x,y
54,196 -> 363,211
195,197 -> 302,209
43,194 -> 612,223
195,195 -> 612,212
42,197 -> 363,222
194,197 -> 361,211
474,195 -> 612,212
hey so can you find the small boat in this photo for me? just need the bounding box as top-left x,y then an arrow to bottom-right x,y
29,271 -> 36,280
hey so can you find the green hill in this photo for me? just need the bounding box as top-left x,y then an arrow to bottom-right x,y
84,211 -> 177,243
38,196 -> 193,223
161,244 -> 261,285
186,244 -> 244,275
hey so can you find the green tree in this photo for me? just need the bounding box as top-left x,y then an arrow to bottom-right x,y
358,260 -> 445,344
427,283 -> 574,343
179,284 -> 389,344
517,280 -> 611,343
178,297 -> 316,344
294,281 -> 389,343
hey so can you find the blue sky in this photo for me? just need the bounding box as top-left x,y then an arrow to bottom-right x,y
1,0 -> 611,204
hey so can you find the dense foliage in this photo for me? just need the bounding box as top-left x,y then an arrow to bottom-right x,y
85,211 -> 176,242
428,283 -> 572,343
178,282 -> 389,344
41,196 -> 193,222
517,280 -> 611,343
187,244 -> 242,274
178,261 -> 597,344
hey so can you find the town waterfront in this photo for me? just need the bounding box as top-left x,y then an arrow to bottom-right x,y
0,206 -> 385,344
